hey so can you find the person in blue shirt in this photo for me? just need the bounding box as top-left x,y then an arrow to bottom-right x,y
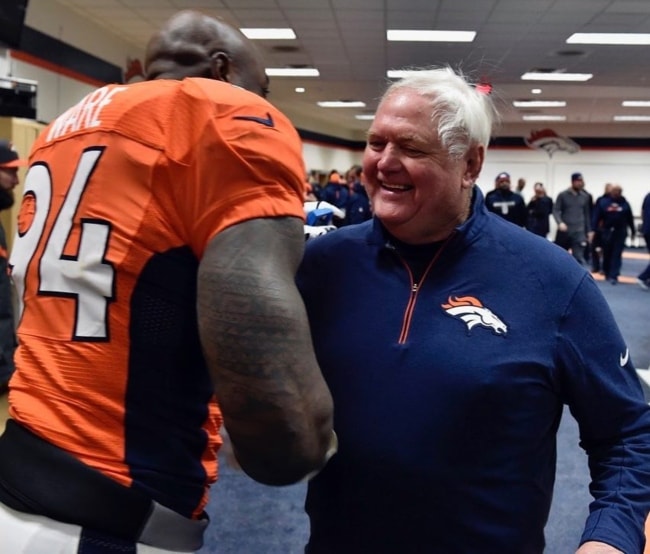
320,170 -> 349,224
591,184 -> 636,284
297,66 -> 650,554
344,164 -> 372,225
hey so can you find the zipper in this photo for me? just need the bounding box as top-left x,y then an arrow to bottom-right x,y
396,233 -> 455,344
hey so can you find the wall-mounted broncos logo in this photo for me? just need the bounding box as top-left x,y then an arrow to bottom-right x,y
525,128 -> 580,158
441,295 -> 508,336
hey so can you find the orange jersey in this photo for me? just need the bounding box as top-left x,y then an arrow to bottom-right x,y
8,78 -> 306,517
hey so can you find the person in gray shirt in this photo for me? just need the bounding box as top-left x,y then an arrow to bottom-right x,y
553,172 -> 593,265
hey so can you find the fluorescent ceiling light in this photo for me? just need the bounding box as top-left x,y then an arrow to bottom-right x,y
521,72 -> 592,82
622,100 -> 650,107
265,68 -> 320,77
613,115 -> 650,121
295,87 -> 305,93
387,29 -> 476,42
513,100 -> 566,108
240,28 -> 296,40
317,101 -> 366,108
531,88 -> 542,94
567,33 -> 650,45
522,115 -> 567,121
355,114 -> 375,120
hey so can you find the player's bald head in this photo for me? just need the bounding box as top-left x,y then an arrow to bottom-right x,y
144,10 -> 269,97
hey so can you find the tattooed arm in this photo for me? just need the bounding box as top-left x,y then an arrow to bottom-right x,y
197,216 -> 335,485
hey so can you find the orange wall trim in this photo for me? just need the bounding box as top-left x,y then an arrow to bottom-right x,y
11,49 -> 109,88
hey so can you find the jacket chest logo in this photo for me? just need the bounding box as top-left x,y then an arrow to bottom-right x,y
441,295 -> 508,336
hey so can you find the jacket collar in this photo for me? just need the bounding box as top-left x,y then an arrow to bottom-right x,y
369,185 -> 489,253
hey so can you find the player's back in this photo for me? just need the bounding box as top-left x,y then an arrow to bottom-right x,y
7,77 -> 305,517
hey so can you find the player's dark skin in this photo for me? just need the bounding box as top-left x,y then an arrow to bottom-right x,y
145,10 -> 334,485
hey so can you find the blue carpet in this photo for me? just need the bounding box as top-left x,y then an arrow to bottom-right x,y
200,248 -> 650,554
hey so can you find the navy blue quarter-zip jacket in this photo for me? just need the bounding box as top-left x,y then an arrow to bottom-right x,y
297,187 -> 650,554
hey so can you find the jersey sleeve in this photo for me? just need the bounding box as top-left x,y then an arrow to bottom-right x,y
164,79 -> 306,258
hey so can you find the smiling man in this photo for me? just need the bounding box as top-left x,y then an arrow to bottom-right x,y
296,66 -> 650,554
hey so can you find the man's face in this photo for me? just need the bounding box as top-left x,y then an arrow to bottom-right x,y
572,177 -> 584,191
362,88 -> 482,244
496,176 -> 511,190
0,167 -> 19,210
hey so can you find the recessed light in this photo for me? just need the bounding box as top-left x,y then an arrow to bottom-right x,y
521,72 -> 592,82
531,88 -> 542,94
355,114 -> 375,120
387,30 -> 476,42
522,115 -> 567,121
513,100 -> 566,108
295,87 -> 305,93
265,68 -> 320,77
567,33 -> 650,45
622,100 -> 650,107
317,101 -> 366,108
240,28 -> 296,40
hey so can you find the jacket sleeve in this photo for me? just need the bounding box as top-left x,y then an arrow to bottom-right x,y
556,275 -> 650,553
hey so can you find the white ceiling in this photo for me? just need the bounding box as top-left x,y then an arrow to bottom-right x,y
51,0 -> 650,140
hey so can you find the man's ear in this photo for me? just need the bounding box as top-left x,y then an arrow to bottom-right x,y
462,144 -> 485,189
211,51 -> 231,82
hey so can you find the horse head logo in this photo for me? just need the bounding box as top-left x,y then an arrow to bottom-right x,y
441,295 -> 508,336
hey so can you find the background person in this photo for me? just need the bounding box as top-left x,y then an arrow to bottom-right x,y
344,164 -> 372,225
553,172 -> 593,265
515,176 -> 526,197
0,140 -> 24,396
525,181 -> 553,237
638,191 -> 650,290
484,171 -> 526,226
0,10 -> 334,553
320,170 -> 348,225
591,184 -> 636,284
297,66 -> 650,554
590,183 -> 613,274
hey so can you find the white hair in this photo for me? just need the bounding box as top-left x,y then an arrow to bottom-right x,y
381,66 -> 498,159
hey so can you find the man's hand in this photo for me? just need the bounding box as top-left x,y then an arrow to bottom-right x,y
576,541 -> 624,554
558,222 -> 568,232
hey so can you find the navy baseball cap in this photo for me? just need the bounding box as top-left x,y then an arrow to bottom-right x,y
495,172 -> 510,181
571,172 -> 583,181
0,140 -> 26,169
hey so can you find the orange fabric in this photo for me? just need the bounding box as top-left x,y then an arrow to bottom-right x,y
8,78 -> 306,515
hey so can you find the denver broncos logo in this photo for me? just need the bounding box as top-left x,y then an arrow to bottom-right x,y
441,295 -> 508,336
